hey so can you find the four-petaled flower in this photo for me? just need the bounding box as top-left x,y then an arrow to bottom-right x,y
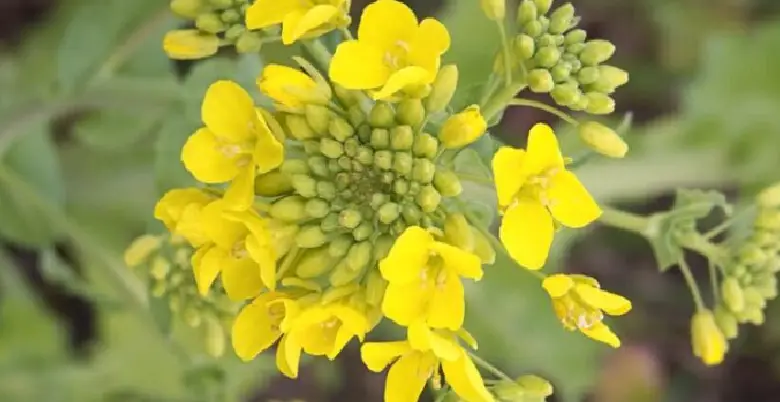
246,0 -> 350,45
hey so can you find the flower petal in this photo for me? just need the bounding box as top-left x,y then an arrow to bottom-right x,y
548,170 -> 602,228
382,281 -> 429,327
499,198 -> 554,270
245,235 -> 277,291
258,64 -> 318,109
221,256 -> 264,300
385,352 -> 436,402
223,164 -> 256,211
427,270 -> 465,330
492,146 -> 527,208
541,274 -> 575,298
522,123 -> 564,176
282,5 -> 339,45
433,242 -> 483,280
361,341 -> 412,372
407,19 -> 450,73
441,350 -> 495,402
372,66 -> 432,100
330,40 -> 391,90
379,226 -> 433,283
581,322 -> 621,348
163,30 -> 219,60
276,335 -> 302,379
357,0 -> 418,49
245,0 -> 301,29
199,201 -> 247,249
193,246 -> 223,295
253,116 -> 285,174
202,80 -> 257,142
408,322 -> 460,361
181,128 -> 241,183
574,284 -> 632,316
231,295 -> 282,361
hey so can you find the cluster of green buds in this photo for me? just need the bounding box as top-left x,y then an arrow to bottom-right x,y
490,375 -> 554,402
124,233 -> 238,357
496,0 -> 628,114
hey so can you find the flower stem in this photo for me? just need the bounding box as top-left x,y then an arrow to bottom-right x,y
496,22 -> 513,87
598,206 -> 651,236
507,98 -> 578,126
468,351 -> 514,382
303,39 -> 334,71
679,257 -> 706,311
481,81 -> 528,123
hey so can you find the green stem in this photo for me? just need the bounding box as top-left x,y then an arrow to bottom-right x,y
497,23 -> 512,87
679,257 -> 706,311
340,27 -> 354,41
676,231 -> 728,266
598,206 -> 651,236
303,40 -> 334,71
507,98 -> 578,126
708,259 -> 720,304
468,351 -> 514,382
481,81 -> 528,123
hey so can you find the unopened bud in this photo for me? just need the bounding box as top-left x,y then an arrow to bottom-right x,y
305,198 -> 330,219
339,209 -> 362,229
440,105 -> 487,149
514,35 -> 536,60
412,158 -> 437,183
516,375 -> 554,398
722,277 -> 745,313
162,30 -> 219,60
549,3 -> 575,34
305,105 -> 331,135
589,65 -> 629,93
307,156 -> 329,177
691,309 -> 726,366
580,40 -> 616,66
124,235 -> 161,268
756,209 -> 780,230
209,0 -> 232,7
236,31 -> 262,53
347,242 -> 372,271
433,169 -> 462,197
195,13 -> 225,34
523,20 -> 543,37
550,63 -> 572,82
316,181 -> 337,199
296,247 -> 337,278
584,92 -> 615,114
444,213 -> 475,251
550,82 -> 581,106
184,308 -> 203,328
517,0 -> 538,25
296,225 -> 328,248
413,133 -> 438,159
393,152 -> 413,176
378,203 -> 401,224
270,196 -> 307,222
329,116 -> 355,141
374,150 -> 393,170
284,114 -> 316,140
150,256 -> 171,280
472,227 -> 496,264
480,0 -> 506,21
391,126 -> 414,150
170,0 -> 203,18
371,128 -> 390,149
533,0 -> 553,14
397,99 -> 425,127
349,105 -> 365,127
564,29 -> 587,45
291,174 -> 317,198
426,65 -> 459,113
534,46 -> 561,68
224,24 -> 245,41
402,204 -> 423,225
353,221 -> 374,241
329,260 -> 361,287
578,66 -> 600,85
369,102 -> 395,128
417,186 -> 442,213
528,69 -> 555,93
714,306 -> 739,340
328,235 -> 353,258
365,270 -> 387,306
320,138 -> 344,159
578,121 -> 628,158
758,182 -> 780,208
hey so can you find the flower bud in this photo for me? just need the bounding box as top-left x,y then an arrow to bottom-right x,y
339,209 -> 362,229
184,308 -> 202,328
320,138 -> 344,159
514,35 -> 536,61
584,92 -> 615,115
517,0 -> 538,25
378,202 -> 401,224
270,196 -> 307,222
163,30 -> 219,60
440,105 -> 487,149
220,8 -> 240,23
124,235 -> 161,268
480,0 -> 505,21
329,234 -> 354,258
353,221 -> 374,241
236,31 -> 263,53
743,287 -> 766,309
209,0 -> 232,7
393,152 -> 413,176
523,20 -> 543,37
296,247 -> 337,278
412,158 -> 437,183
472,227 -> 496,264
316,181 -> 337,199
284,114 -> 316,140
691,310 -> 727,366
374,235 -> 395,262
564,29 -> 587,45
417,186 -> 442,213
517,375 -> 554,398
291,174 -> 318,198
433,169 -> 462,197
756,209 -> 780,230
412,133 -> 438,159
224,24 -> 245,41
195,13 -> 225,34
170,0 -> 203,18
758,182 -> 780,208
328,116 -> 354,142
305,105 -> 331,135
426,65 -> 459,113
371,128 -> 390,149
253,171 -> 292,196
349,105 -> 366,127
347,242 -> 372,271
577,66 -> 600,85
714,306 -> 739,340
578,121 -> 628,158
305,198 -> 330,219
550,82 -> 581,106
444,213 -> 475,251
397,99 -> 426,127
722,277 -> 745,313
580,40 -> 616,66
550,63 -> 572,82
533,0 -> 553,14
329,260 -> 362,287
589,65 -> 629,94
402,204 -> 423,225
365,270 -> 387,307
374,150 -> 393,171
150,256 -> 171,280
369,102 -> 395,128
548,3 -> 575,34
528,69 -> 555,93
390,126 -> 414,150
306,156 -> 328,177
296,225 -> 328,248
534,46 -> 561,68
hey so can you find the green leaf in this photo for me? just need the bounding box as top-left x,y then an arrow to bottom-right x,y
0,125 -> 64,246
453,148 -> 493,182
73,110 -> 164,151
154,105 -> 198,193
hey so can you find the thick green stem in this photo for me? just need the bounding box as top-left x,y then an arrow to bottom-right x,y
507,98 -> 578,125
481,80 -> 528,123
303,40 -> 334,71
468,351 -> 514,382
598,206 -> 652,236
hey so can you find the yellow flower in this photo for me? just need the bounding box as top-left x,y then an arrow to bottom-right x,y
257,64 -> 329,110
542,274 -> 631,347
691,309 -> 726,365
361,324 -> 494,402
379,226 -> 483,330
329,0 -> 451,99
492,123 -> 602,270
163,30 -> 219,60
440,105 -> 487,149
154,188 -> 214,247
245,0 -> 348,45
181,81 -> 284,210
231,291 -> 297,360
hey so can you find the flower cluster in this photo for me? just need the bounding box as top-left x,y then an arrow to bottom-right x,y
144,0 -> 634,400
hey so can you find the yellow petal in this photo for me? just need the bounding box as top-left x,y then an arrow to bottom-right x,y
245,235 -> 277,291
547,170 -> 602,228
154,188 -> 212,230
408,322 -> 460,361
193,246 -> 223,295
382,281 -> 429,327
329,325 -> 357,360
330,40 -> 391,90
492,147 -> 527,208
379,226 -> 432,283
439,105 -> 487,149
372,66 -> 432,100
541,274 -> 575,298
433,242 -> 483,280
276,335 -> 302,379
221,255 -> 264,301
163,30 -> 219,60
499,198 -> 554,270
253,117 -> 285,174
441,350 -> 495,402
231,295 -> 283,361
357,0 -> 418,50
427,270 -> 465,330
522,123 -> 564,176
407,19 -> 451,73
258,64 -> 318,109
581,322 -> 621,348
575,284 -> 632,316
282,5 -> 339,45
223,164 -> 256,211
181,128 -> 241,183
333,305 -> 370,338
245,0 -> 301,30
361,341 -> 412,372
201,80 -> 257,142
385,352 -> 436,402
199,201 -> 247,249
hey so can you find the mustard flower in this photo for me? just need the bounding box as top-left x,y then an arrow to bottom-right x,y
257,64 -> 330,110
439,105 -> 487,149
154,188 -> 215,247
329,0 -> 451,99
542,274 -> 631,347
231,291 -> 298,361
379,226 -> 484,330
245,0 -> 349,45
492,123 -> 601,270
181,81 -> 284,210
163,29 -> 220,60
691,309 -> 727,365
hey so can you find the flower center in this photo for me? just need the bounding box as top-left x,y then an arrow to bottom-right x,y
383,40 -> 410,69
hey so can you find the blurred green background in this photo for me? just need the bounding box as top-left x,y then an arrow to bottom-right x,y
2,0 -> 780,401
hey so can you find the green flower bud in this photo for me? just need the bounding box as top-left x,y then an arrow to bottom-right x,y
378,202 -> 401,224
589,65 -> 629,93
347,241 -> 373,271
329,260 -> 361,287
291,174 -> 317,198
339,209 -> 362,229
471,227 -> 496,264
758,183 -> 780,208
433,169 -> 462,197
374,150 -> 393,170
480,0 -> 505,21
365,270 -> 387,307
580,40 -> 616,66
371,128 -> 390,149
549,3 -> 575,34
714,306 -> 739,340
303,140 -> 320,154
369,102 -> 395,128
296,247 -> 337,278
517,0 -> 538,25
337,156 -> 353,171
493,380 -> 525,402
516,375 -> 554,398
316,181 -> 337,199
353,147 -> 372,167
412,133 -> 438,159
444,213 -> 474,251
756,210 -> 780,230
209,0 -> 232,8
426,65 -> 459,113
305,104 -> 331,135
305,198 -> 330,219
390,126 -> 414,150
170,0 -> 203,19
380,171 -> 395,185
334,85 -> 357,106
528,69 -> 555,93
737,306 -> 765,325
221,9 -> 241,23
224,24 -> 246,41
296,225 -> 328,248
550,82 -> 581,107
284,114 -> 315,140
374,235 -> 395,261
397,99 -> 425,127
150,256 -> 170,280
254,171 -> 293,196
184,308 -> 202,328
534,46 -> 561,68
578,121 -> 628,158
722,277 -> 745,313
196,13 -> 225,34
417,186 -> 442,213
550,63 -> 572,82
740,243 -> 770,265
514,35 -> 536,61
393,152 -> 413,177
328,116 -> 355,142
307,156 -> 329,177
370,193 -> 388,209
743,287 -> 766,309
270,195 -> 307,222
567,43 -> 585,55
538,15 -> 550,32
755,275 -> 777,299
329,234 -> 354,258
564,29 -> 587,45
402,204 -> 422,225
533,0 -> 552,14
578,66 -> 600,85
349,105 -> 365,127
584,92 -> 615,114
394,179 -> 410,195
412,158 -> 436,183
353,221 -> 374,241
320,137 -> 344,159
524,20 -> 543,37
538,34 -> 556,48
343,138 -> 359,157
